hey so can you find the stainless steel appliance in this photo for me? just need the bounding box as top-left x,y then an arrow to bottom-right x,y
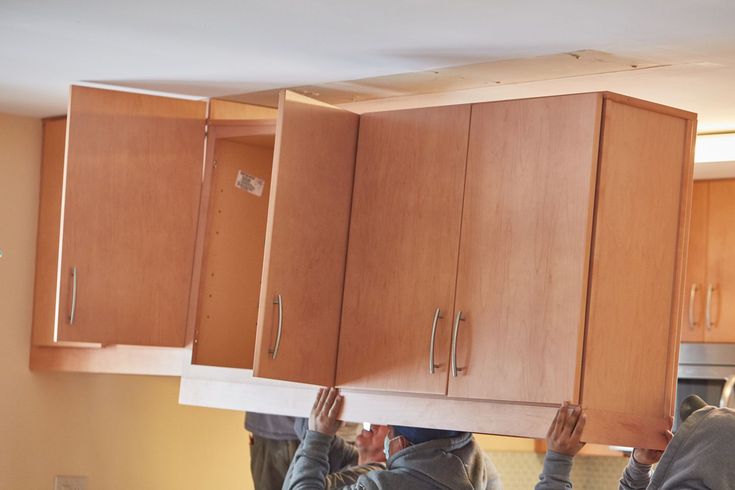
676,343 -> 735,430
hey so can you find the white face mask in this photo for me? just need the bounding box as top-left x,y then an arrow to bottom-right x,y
383,435 -> 400,460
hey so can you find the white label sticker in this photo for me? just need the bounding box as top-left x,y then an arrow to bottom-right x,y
235,170 -> 265,197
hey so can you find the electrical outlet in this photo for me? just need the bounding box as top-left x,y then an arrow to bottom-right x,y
54,475 -> 87,490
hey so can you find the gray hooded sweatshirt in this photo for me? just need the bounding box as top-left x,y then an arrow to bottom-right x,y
285,430 -> 503,490
535,406 -> 735,490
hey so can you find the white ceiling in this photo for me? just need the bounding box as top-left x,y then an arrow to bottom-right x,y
1,0 -> 734,132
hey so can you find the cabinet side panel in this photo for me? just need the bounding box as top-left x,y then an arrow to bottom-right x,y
448,93 -> 601,404
253,91 -> 359,386
192,140 -> 273,368
582,100 -> 694,449
58,86 -> 207,346
32,118 -> 66,346
680,182 -> 708,342
705,179 -> 735,342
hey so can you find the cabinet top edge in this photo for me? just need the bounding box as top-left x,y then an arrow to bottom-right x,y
602,92 -> 697,121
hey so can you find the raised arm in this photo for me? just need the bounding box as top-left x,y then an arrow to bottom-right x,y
284,388 -> 364,490
535,402 -> 587,490
619,420 -> 673,490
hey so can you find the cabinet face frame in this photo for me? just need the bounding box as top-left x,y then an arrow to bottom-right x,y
252,91 -> 360,386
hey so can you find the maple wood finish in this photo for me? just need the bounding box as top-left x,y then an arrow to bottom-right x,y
57,87 -> 206,346
192,134 -> 274,368
448,94 -> 601,404
253,92 -> 359,386
208,99 -> 278,121
336,105 -> 471,395
32,118 -> 79,346
581,97 -> 694,449
681,182 -> 708,342
706,180 -> 735,342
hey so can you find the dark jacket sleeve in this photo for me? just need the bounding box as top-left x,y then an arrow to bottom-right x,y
283,431 -> 363,490
618,455 -> 652,490
535,451 -> 574,490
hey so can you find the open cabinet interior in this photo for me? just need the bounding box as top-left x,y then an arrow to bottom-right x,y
191,122 -> 277,369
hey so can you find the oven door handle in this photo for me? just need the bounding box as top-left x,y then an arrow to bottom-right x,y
720,375 -> 735,408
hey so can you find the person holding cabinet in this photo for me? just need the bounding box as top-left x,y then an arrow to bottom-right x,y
284,387 -> 502,490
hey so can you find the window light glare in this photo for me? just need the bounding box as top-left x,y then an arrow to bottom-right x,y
695,133 -> 735,163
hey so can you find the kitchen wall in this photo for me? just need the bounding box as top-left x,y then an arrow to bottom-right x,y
0,112 -> 254,490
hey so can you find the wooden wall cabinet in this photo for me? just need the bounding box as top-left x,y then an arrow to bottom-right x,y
31,85 -> 696,450
333,93 -> 695,449
32,87 -> 206,349
682,179 -> 735,343
189,92 -> 359,386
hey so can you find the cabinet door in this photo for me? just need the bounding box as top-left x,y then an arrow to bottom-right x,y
57,86 -> 206,346
706,179 -> 735,342
336,105 -> 471,395
253,91 -> 359,386
681,182 -> 708,342
447,94 -> 602,404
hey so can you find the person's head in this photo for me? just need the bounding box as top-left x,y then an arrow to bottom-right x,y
383,425 -> 466,460
355,423 -> 390,464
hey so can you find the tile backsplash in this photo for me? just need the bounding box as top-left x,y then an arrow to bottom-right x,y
487,451 -> 630,489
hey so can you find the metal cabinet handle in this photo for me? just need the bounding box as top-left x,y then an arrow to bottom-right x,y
706,284 -> 715,331
69,267 -> 78,325
720,375 -> 735,408
269,294 -> 283,359
450,311 -> 465,377
688,284 -> 699,328
429,308 -> 442,374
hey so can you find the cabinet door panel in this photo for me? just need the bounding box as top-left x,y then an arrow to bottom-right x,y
681,182 -> 708,342
448,94 -> 602,404
57,86 -> 206,346
336,105 -> 471,394
253,91 -> 358,386
706,179 -> 735,342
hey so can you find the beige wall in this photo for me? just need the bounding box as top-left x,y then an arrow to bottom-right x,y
0,112 -> 254,490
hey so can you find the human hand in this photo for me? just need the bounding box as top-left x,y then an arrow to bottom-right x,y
546,401 -> 587,457
633,417 -> 674,465
309,387 -> 344,436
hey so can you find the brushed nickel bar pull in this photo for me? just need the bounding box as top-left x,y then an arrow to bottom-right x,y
450,311 -> 465,377
269,294 -> 283,359
706,284 -> 715,331
689,284 -> 699,328
429,308 -> 442,374
69,267 -> 78,325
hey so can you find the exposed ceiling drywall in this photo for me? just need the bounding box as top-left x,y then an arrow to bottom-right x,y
1,0 -> 734,131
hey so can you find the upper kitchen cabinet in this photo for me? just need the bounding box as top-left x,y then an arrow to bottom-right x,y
189,91 -> 359,385
336,105 -> 471,395
335,93 -> 695,449
707,180 -> 735,342
681,182 -> 708,342
683,179 -> 735,343
34,86 -> 206,348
